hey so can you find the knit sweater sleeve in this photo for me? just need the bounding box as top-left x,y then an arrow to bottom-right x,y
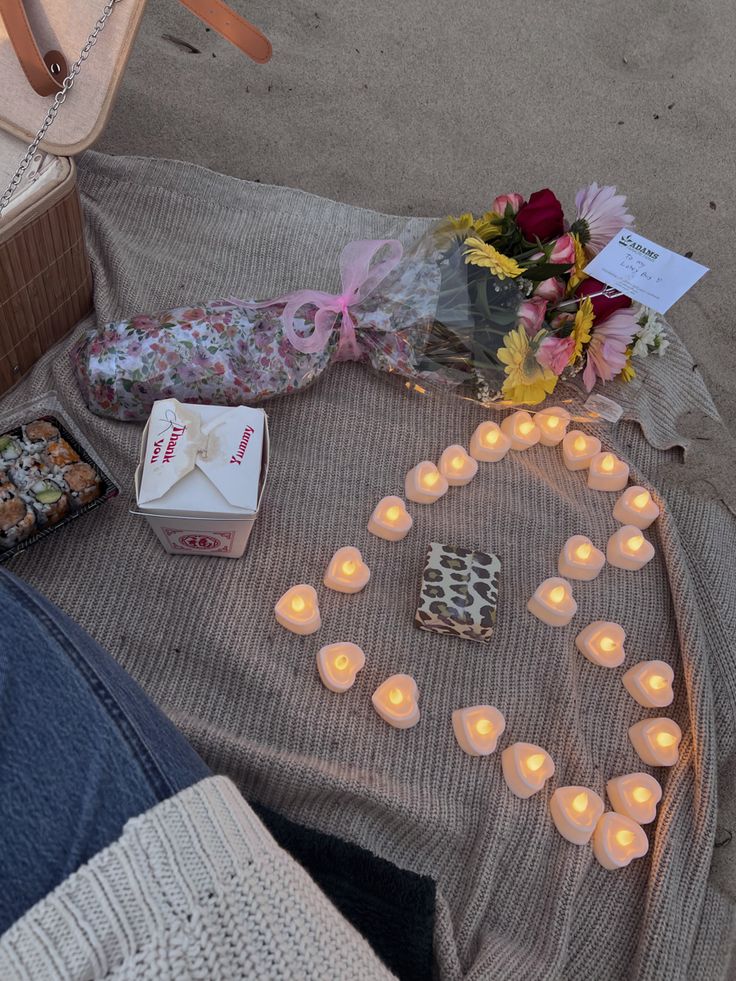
0,777 -> 397,980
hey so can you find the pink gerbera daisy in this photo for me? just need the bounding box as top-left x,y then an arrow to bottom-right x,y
582,309 -> 639,391
572,183 -> 635,257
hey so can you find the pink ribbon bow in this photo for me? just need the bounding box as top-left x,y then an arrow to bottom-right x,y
245,239 -> 403,362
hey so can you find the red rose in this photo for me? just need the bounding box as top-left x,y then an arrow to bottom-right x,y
575,277 -> 631,322
515,189 -> 565,242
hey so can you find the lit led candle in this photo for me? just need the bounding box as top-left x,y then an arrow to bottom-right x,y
587,451 -> 630,492
500,411 -> 541,451
501,742 -> 555,798
628,717 -> 682,767
274,584 -> 321,635
575,621 -> 626,668
452,705 -> 506,756
549,786 -> 605,845
316,642 -> 366,693
527,577 -> 577,627
613,486 -> 660,530
469,421 -> 511,462
607,525 -> 655,571
438,445 -> 478,486
592,812 -> 649,870
558,535 -> 606,581
562,430 -> 601,471
622,660 -> 674,708
372,674 -> 420,729
535,406 -> 571,446
607,773 -> 662,825
368,496 -> 413,541
323,546 -> 371,594
405,461 -> 449,504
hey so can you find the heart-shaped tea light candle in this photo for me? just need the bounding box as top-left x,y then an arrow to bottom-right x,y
438,445 -> 478,486
592,812 -> 649,870
316,642 -> 366,693
501,411 -> 540,451
562,430 -> 601,471
613,486 -> 660,529
558,535 -> 605,581
550,786 -> 605,845
606,773 -> 662,824
622,660 -> 674,708
323,546 -> 371,593
575,621 -> 626,667
587,451 -> 630,492
368,496 -> 413,541
527,577 -> 577,626
628,717 -> 682,767
405,461 -> 449,504
452,705 -> 506,756
274,584 -> 321,635
372,674 -> 420,729
535,406 -> 571,446
501,742 -> 555,798
469,421 -> 511,462
607,526 -> 655,571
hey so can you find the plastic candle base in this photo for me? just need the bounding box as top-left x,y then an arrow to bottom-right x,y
316,642 -> 366,692
562,430 -> 601,470
501,411 -> 541,451
593,812 -> 649,870
613,486 -> 660,529
368,496 -> 413,541
587,451 -> 630,491
535,407 -> 571,446
405,461 -> 449,504
501,742 -> 555,798
558,535 -> 606,581
372,674 -> 420,729
628,717 -> 682,766
606,773 -> 662,824
575,621 -> 626,668
549,786 -> 605,845
438,444 -> 478,486
274,584 -> 321,635
607,525 -> 655,571
622,660 -> 674,708
469,421 -> 511,462
527,577 -> 577,627
323,546 -> 371,593
452,705 -> 506,756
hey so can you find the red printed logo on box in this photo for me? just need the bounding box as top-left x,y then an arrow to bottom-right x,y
162,528 -> 234,554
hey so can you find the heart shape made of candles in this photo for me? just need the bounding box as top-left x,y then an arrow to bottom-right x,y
622,659 -> 674,708
452,705 -> 506,756
606,773 -> 663,824
372,674 -> 420,729
628,717 -> 682,767
274,584 -> 321,635
500,410 -> 541,451
558,535 -> 606,581
549,786 -> 605,845
501,742 -> 555,798
323,546 -> 371,593
527,577 -> 577,627
575,621 -> 626,667
592,812 -> 649,870
316,642 -> 366,693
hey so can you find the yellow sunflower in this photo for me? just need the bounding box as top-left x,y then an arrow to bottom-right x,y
620,346 -> 636,382
473,210 -> 503,240
496,326 -> 558,405
567,233 -> 589,292
463,237 -> 524,280
569,296 -> 594,364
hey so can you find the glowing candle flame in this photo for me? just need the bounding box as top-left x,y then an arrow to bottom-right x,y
656,731 -> 676,748
575,543 -> 592,561
632,786 -> 652,804
423,469 -> 439,487
549,585 -> 566,604
475,718 -> 493,736
649,674 -> 667,690
334,653 -> 350,670
633,491 -> 650,509
616,829 -> 635,847
388,687 -> 404,706
574,435 -> 587,452
545,415 -> 560,429
291,596 -> 306,613
451,454 -> 465,470
484,428 -> 500,446
599,636 -> 617,652
626,534 -> 645,552
601,453 -> 615,472
341,560 -> 357,576
572,792 -> 589,813
385,505 -> 401,522
526,753 -> 545,772
518,421 -> 534,436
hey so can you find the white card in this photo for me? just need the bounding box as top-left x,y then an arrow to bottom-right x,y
583,229 -> 708,314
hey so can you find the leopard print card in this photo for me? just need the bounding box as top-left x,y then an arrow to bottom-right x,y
415,542 -> 500,643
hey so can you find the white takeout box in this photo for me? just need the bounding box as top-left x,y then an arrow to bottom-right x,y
133,399 -> 269,558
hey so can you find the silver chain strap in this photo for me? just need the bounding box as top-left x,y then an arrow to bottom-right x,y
0,0 -> 121,217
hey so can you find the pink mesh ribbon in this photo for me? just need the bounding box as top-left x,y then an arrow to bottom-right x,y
244,239 -> 403,362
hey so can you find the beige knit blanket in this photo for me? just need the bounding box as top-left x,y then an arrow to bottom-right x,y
4,152 -> 735,979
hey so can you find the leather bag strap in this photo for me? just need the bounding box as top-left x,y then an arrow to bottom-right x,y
177,0 -> 271,63
0,0 -> 68,96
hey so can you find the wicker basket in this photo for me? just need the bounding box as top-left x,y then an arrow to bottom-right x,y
0,158 -> 92,396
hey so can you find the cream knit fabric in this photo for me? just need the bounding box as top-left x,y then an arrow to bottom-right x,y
2,152 -> 735,979
0,778 -> 395,980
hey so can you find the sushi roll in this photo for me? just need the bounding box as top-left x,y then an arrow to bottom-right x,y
8,453 -> 46,491
0,433 -> 24,466
45,438 -> 80,469
23,419 -> 60,454
0,480 -> 36,548
62,462 -> 102,508
25,478 -> 69,527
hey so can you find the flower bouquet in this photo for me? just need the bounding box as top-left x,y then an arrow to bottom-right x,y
73,183 -> 670,422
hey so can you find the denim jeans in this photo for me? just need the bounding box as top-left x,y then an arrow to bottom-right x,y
0,568 -> 210,935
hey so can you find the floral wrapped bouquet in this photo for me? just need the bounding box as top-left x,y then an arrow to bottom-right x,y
74,183 -> 670,421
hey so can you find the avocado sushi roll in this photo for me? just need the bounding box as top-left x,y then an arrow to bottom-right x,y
45,438 -> 80,469
0,481 -> 36,548
23,419 -> 60,454
8,453 -> 46,491
26,478 -> 69,527
62,462 -> 102,508
0,434 -> 24,466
